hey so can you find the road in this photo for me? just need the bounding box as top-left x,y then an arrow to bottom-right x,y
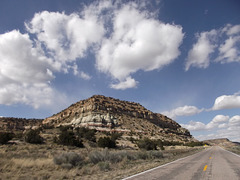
123,146 -> 240,180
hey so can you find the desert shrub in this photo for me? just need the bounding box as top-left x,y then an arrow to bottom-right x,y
57,129 -> 83,147
89,148 -> 110,164
154,139 -> 165,150
162,140 -> 172,146
98,161 -> 110,171
108,151 -> 127,163
124,151 -> 137,161
98,137 -> 116,148
53,152 -> 84,168
14,131 -> 23,139
184,141 -> 204,147
148,150 -> 163,159
171,141 -> 183,146
136,151 -> 149,160
127,136 -> 136,143
110,132 -> 122,141
42,124 -> 54,129
161,140 -> 183,146
24,129 -> 43,144
135,150 -> 163,160
0,132 -> 14,144
88,149 -> 163,165
89,149 -> 127,164
76,127 -> 96,142
137,138 -> 157,150
58,125 -> 73,132
102,131 -> 111,136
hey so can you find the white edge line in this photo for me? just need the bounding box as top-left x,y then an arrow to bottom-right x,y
122,147 -> 211,180
218,146 -> 240,158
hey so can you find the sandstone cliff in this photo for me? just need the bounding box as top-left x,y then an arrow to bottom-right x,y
43,95 -> 193,142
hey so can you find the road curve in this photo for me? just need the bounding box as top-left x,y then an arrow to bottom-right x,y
123,146 -> 240,180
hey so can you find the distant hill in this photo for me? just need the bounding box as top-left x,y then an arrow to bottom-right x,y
0,117 -> 43,131
203,138 -> 239,148
43,95 -> 194,142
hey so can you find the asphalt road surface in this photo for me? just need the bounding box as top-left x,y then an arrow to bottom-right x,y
123,146 -> 240,180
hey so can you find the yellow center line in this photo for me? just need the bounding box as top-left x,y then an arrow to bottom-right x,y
203,165 -> 208,171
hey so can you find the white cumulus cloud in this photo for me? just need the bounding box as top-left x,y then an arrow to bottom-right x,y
216,37 -> 240,63
162,105 -> 203,119
181,121 -> 206,131
186,24 -> 240,70
25,10 -> 105,73
211,114 -> 229,123
212,93 -> 240,110
185,30 -> 217,71
79,71 -> 91,80
96,3 -> 184,89
0,30 -> 56,108
181,115 -> 230,131
229,115 -> 240,126
110,77 -> 138,90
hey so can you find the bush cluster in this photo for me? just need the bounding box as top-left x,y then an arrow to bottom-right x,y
97,137 -> 116,148
88,149 -> 163,165
53,149 -> 163,170
53,152 -> 84,169
24,129 -> 43,144
184,141 -> 204,147
56,127 -> 83,147
110,132 -> 122,141
162,140 -> 183,146
97,132 -> 122,148
137,138 -> 157,150
76,127 -> 96,142
88,148 -> 111,164
0,132 -> 14,144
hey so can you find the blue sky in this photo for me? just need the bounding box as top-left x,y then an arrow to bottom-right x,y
0,0 -> 240,142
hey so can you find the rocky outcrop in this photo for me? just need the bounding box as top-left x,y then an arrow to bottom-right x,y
43,95 -> 193,142
0,117 -> 43,131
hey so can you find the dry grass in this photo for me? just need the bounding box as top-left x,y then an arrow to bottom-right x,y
226,145 -> 240,155
11,158 -> 53,168
0,142 -> 204,180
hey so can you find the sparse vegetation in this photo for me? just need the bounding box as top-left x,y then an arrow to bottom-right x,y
226,145 -> 240,155
0,136 -> 205,180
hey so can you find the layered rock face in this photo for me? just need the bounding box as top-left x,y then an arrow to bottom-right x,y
43,95 -> 192,142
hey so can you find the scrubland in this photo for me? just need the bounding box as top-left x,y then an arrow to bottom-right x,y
0,142 -> 204,180
226,145 -> 240,155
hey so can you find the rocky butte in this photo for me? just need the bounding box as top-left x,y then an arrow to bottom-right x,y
43,95 -> 193,142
